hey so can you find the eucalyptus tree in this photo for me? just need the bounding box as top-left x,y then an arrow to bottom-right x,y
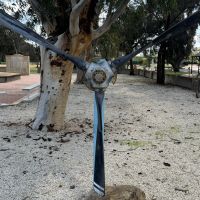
116,2 -> 147,74
145,0 -> 200,84
1,0 -> 131,131
166,26 -> 197,72
96,1 -> 147,74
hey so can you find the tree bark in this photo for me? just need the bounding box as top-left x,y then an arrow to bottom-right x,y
129,59 -> 134,75
157,43 -> 166,84
171,59 -> 182,72
75,45 -> 91,84
32,49 -> 74,131
32,33 -> 91,131
157,14 -> 171,85
75,68 -> 85,84
172,63 -> 180,72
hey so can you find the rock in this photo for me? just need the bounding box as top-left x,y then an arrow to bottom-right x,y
49,146 -> 59,151
163,162 -> 171,167
42,137 -> 47,141
3,137 -> 11,142
80,185 -> 146,200
57,138 -> 70,143
70,185 -> 75,189
32,137 -> 41,141
26,134 -> 32,138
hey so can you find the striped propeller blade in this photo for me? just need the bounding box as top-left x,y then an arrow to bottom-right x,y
93,91 -> 105,196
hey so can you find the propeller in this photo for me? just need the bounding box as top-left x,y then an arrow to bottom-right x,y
111,10 -> 200,69
0,9 -> 87,71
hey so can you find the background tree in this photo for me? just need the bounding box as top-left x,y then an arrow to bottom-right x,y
0,25 -> 39,62
166,26 -> 197,72
96,1 -> 147,74
116,3 -> 147,74
145,0 -> 200,84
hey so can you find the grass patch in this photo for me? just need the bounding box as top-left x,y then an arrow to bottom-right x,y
120,140 -> 151,148
154,131 -> 164,139
30,67 -> 39,74
30,63 -> 40,74
153,126 -> 180,137
165,70 -> 188,76
170,126 -> 180,134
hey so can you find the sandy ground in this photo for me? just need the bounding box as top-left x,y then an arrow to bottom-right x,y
0,74 -> 200,200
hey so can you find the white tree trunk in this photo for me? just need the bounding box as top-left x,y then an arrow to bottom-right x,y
32,38 -> 74,131
32,33 -> 91,131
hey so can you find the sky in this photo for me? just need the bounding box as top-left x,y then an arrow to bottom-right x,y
194,27 -> 200,47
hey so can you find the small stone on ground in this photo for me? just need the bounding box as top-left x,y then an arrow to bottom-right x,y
81,185 -> 146,200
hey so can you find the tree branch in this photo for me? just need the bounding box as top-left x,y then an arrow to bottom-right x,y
28,0 -> 42,18
69,0 -> 90,36
28,0 -> 57,34
92,0 -> 130,40
70,0 -> 76,7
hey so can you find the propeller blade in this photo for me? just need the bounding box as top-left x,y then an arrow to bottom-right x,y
0,9 -> 87,71
93,91 -> 105,196
112,10 -> 200,68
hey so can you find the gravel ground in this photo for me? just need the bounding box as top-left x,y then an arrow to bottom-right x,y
0,74 -> 200,200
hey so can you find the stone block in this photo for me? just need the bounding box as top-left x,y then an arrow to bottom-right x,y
80,185 -> 146,200
6,54 -> 30,75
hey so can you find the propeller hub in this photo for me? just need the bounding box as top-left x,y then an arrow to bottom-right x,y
84,59 -> 116,92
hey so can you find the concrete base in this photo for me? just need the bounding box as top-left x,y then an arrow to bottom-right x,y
80,185 -> 146,200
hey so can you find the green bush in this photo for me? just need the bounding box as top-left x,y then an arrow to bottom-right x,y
133,57 -> 146,65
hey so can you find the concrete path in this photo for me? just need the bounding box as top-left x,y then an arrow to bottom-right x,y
0,74 -> 40,106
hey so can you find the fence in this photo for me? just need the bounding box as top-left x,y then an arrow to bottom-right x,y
134,68 -> 194,90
